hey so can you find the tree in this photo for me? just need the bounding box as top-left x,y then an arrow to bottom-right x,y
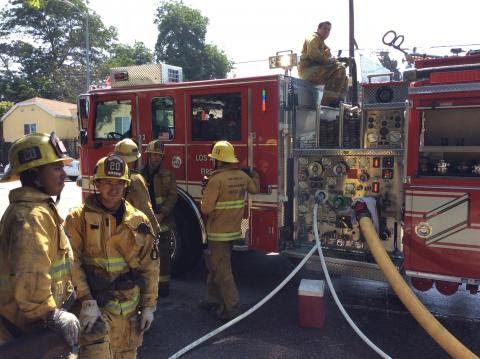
378,51 -> 401,81
154,0 -> 233,81
98,41 -> 153,77
0,0 -> 117,102
0,101 -> 13,118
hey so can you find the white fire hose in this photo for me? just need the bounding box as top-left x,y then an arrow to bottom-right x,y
168,200 -> 390,359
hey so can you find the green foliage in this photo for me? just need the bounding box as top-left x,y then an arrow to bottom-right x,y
98,41 -> 153,77
0,0 -> 117,102
378,51 -> 401,81
0,100 -> 14,118
154,0 -> 233,81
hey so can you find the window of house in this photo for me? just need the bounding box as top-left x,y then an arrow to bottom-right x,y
152,97 -> 174,140
191,92 -> 242,141
94,100 -> 132,139
115,117 -> 130,134
24,123 -> 36,135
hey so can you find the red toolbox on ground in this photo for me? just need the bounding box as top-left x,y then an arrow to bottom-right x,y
298,279 -> 325,329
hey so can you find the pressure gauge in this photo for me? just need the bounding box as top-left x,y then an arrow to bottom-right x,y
333,162 -> 347,176
307,162 -> 324,178
321,157 -> 332,168
388,131 -> 402,143
367,132 -> 379,143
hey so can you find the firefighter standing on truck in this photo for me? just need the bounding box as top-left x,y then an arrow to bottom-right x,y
65,154 -> 159,358
113,139 -> 170,298
0,133 -> 80,349
142,139 -> 177,297
297,21 -> 348,107
200,141 -> 259,321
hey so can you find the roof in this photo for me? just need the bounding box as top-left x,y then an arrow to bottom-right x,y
0,97 -> 77,122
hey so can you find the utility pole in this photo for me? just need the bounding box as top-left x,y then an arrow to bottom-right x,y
349,0 -> 358,106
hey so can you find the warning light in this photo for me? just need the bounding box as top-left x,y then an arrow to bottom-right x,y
372,182 -> 379,193
262,88 -> 266,112
382,169 -> 394,179
373,157 -> 380,168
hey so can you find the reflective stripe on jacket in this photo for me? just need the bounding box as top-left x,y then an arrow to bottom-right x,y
201,166 -> 259,241
0,187 -> 74,332
65,196 -> 159,313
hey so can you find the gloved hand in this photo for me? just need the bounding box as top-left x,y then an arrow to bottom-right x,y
79,299 -> 101,333
140,307 -> 155,331
45,308 -> 80,346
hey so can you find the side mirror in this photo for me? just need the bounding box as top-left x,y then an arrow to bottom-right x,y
78,98 -> 89,129
80,129 -> 87,145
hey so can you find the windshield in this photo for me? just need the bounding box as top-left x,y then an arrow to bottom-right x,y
94,100 -> 132,139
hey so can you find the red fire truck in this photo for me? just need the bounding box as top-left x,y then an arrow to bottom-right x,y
77,56 -> 480,295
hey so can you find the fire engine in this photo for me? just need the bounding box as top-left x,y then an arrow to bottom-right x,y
76,56 -> 480,295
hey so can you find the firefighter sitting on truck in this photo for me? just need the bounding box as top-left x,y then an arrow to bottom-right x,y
200,141 -> 260,321
65,154 -> 159,359
141,139 -> 177,297
298,21 -> 348,108
113,139 -> 170,297
0,133 -> 80,351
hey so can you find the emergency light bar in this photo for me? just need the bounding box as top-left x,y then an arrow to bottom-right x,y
269,50 -> 298,70
110,63 -> 183,88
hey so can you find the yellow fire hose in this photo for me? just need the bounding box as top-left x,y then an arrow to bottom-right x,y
358,216 -> 478,359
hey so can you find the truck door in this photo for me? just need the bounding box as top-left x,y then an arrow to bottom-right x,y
184,87 -> 248,228
248,81 -> 281,252
87,94 -> 138,175
185,88 -> 247,194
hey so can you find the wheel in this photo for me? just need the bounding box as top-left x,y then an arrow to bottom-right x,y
171,198 -> 204,276
68,176 -> 78,181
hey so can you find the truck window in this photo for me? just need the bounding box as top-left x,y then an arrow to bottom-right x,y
418,107 -> 480,177
94,100 -> 132,139
152,97 -> 174,140
191,92 -> 241,141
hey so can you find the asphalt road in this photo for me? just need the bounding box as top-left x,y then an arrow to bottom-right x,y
141,250 -> 480,359
0,181 -> 478,358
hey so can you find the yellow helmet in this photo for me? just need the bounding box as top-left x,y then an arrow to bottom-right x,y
93,154 -> 131,184
208,141 -> 238,163
145,139 -> 165,155
114,138 -> 141,163
1,132 -> 72,182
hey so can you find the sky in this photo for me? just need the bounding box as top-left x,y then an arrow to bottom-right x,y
1,0 -> 480,78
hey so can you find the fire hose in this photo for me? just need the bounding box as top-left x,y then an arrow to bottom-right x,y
168,198 -> 478,358
168,206 -> 387,358
352,200 -> 478,359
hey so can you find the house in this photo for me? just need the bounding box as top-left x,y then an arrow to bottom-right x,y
0,97 -> 78,142
0,97 -> 79,162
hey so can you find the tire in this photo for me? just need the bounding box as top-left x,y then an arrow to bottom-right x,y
171,198 -> 204,276
68,176 -> 78,182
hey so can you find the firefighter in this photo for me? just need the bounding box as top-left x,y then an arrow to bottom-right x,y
114,139 -> 170,298
65,154 -> 159,358
0,133 -> 80,348
113,139 -> 165,234
200,141 -> 260,321
298,21 -> 348,107
142,139 -> 177,298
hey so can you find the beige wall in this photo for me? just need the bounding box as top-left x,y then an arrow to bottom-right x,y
2,104 -> 78,142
